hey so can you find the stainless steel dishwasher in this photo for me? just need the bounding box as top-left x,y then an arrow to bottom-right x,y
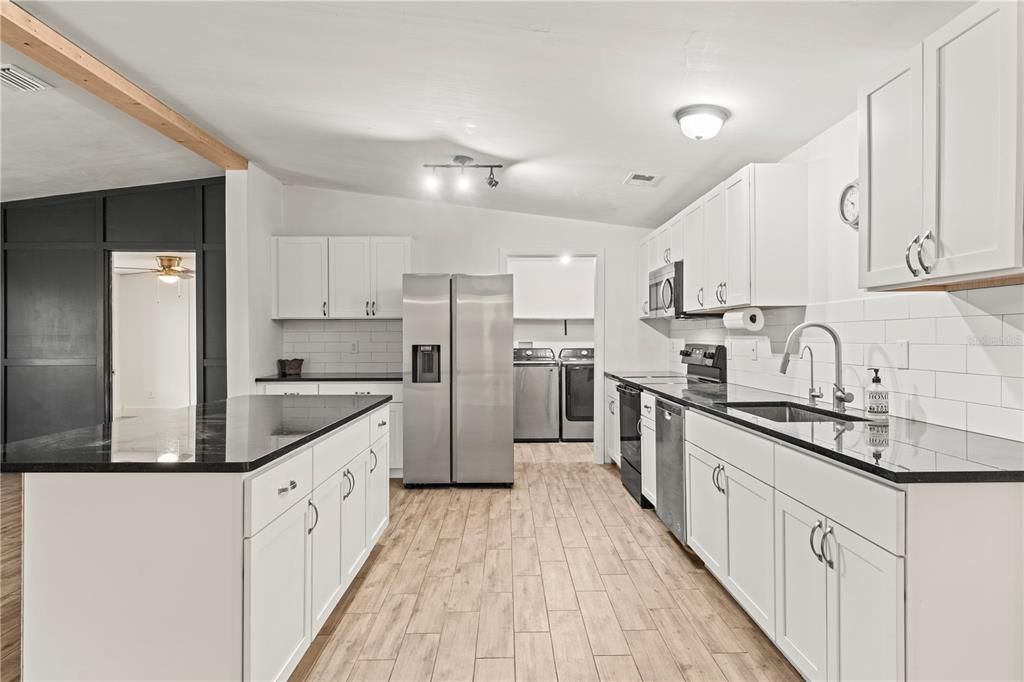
655,399 -> 686,543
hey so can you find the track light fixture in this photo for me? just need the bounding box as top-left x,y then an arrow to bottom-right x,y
422,156 -> 503,192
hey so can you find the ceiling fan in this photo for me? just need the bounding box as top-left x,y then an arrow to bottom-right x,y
118,255 -> 195,284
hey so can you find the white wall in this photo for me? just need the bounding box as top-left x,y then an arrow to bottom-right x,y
112,273 -> 196,411
226,163 -> 285,396
668,114 -> 1024,441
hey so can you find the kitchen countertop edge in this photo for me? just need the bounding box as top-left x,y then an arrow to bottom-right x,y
256,373 -> 403,382
605,371 -> 1023,484
0,395 -> 393,474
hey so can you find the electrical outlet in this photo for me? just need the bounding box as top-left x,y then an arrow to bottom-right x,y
349,341 -> 358,353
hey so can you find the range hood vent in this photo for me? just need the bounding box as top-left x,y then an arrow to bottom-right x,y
623,172 -> 662,187
1,64 -> 51,93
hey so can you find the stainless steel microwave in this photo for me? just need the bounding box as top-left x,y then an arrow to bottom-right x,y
647,263 -> 675,319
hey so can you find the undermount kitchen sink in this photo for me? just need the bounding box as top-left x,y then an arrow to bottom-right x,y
716,401 -> 871,424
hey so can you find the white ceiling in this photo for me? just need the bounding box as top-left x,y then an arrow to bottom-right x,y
0,48 -> 220,202
10,1 -> 968,226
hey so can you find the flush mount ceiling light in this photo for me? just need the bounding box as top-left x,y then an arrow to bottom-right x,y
423,156 -> 503,192
674,104 -> 731,141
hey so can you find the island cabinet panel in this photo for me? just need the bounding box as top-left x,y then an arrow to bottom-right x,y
244,498 -> 312,682
341,451 -> 369,585
685,444 -> 727,575
722,464 -> 775,636
310,471 -> 346,633
367,434 -> 390,543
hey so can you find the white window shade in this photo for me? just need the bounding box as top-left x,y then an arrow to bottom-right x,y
507,256 -> 596,319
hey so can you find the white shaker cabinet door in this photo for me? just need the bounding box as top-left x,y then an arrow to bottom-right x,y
309,473 -> 344,633
722,168 -> 751,307
329,237 -> 372,318
273,237 -> 329,319
703,187 -> 727,309
686,444 -> 726,577
922,2 -> 1022,281
722,464 -> 774,636
858,47 -> 924,289
366,434 -> 390,543
341,453 -> 369,585
681,201 -> 706,312
370,237 -> 411,318
244,499 -> 312,682
640,419 -> 656,505
605,396 -> 620,465
773,492 -> 828,682
825,519 -> 905,682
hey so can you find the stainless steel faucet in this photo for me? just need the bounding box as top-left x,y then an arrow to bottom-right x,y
780,322 -> 854,413
799,345 -> 824,406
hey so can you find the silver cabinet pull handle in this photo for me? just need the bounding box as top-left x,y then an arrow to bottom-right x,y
917,230 -> 935,274
636,419 -> 642,436
905,234 -> 922,277
721,282 -> 727,304
370,449 -> 378,473
308,500 -> 319,534
372,300 -> 376,316
277,480 -> 297,495
378,420 -> 387,427
716,464 -> 726,494
711,464 -> 721,493
820,526 -> 835,569
322,301 -> 327,317
642,301 -> 649,315
609,401 -> 616,415
365,301 -> 370,316
697,287 -> 703,307
342,470 -> 353,499
809,520 -> 824,562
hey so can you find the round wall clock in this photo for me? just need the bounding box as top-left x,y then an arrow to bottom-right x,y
839,181 -> 860,229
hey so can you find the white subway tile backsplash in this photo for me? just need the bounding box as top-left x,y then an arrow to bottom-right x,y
863,294 -> 910,320
966,403 -> 1024,442
282,319 -> 403,374
909,344 -> 966,372
936,315 -> 1004,346
1002,315 -> 1024,345
907,292 -> 972,318
966,346 -> 1024,377
864,342 -> 909,369
889,393 -> 967,430
885,319 -> 935,344
934,372 -> 1001,406
1001,377 -> 1024,410
966,285 -> 1024,316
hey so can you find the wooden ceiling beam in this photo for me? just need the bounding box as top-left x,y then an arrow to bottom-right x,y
0,0 -> 247,170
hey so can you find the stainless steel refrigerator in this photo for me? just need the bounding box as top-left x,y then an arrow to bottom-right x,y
402,274 -> 514,486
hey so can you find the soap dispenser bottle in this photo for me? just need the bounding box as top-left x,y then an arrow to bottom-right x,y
866,368 -> 889,416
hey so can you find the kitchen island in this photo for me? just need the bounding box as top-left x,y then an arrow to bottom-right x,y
1,394 -> 392,681
606,371 -> 1024,682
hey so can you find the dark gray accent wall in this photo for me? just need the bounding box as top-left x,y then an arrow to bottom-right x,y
1,177 -> 227,442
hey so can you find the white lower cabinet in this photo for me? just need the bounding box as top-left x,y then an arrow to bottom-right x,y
310,471 -> 345,633
367,435 -> 390,542
244,499 -> 313,682
774,492 -> 828,681
722,464 -> 775,636
604,392 -> 620,465
685,445 -> 726,575
640,417 -> 656,505
244,413 -> 389,681
826,519 -> 904,682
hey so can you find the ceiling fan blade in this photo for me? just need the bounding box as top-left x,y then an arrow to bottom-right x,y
121,270 -> 158,277
115,267 -> 158,271
178,273 -> 195,280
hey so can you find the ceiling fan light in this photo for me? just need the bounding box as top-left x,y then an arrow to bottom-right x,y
158,274 -> 180,284
675,105 -> 731,141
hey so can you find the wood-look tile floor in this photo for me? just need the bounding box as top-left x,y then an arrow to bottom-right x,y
291,443 -> 801,682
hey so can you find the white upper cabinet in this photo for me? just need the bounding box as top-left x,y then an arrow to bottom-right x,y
861,2 -> 1023,289
370,237 -> 411,317
274,236 -> 410,319
328,237 -> 372,317
681,200 -> 707,311
675,163 -> 805,314
858,46 -> 924,289
272,237 -> 329,319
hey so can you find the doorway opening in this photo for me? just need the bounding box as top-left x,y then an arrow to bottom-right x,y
109,251 -> 197,418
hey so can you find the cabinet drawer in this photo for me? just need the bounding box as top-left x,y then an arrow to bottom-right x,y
312,418 -> 370,487
370,407 -> 391,442
640,391 -> 657,420
263,383 -> 318,396
774,444 -> 905,555
245,449 -> 313,537
318,382 -> 403,402
687,412 -> 773,484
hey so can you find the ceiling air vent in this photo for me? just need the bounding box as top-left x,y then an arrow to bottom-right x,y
623,172 -> 662,188
1,64 -> 52,93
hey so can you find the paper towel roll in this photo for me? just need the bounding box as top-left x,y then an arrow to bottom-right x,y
722,307 -> 765,332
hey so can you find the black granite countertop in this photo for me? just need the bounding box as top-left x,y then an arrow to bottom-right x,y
606,371 -> 1024,483
1,394 -> 392,473
256,372 -> 402,383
